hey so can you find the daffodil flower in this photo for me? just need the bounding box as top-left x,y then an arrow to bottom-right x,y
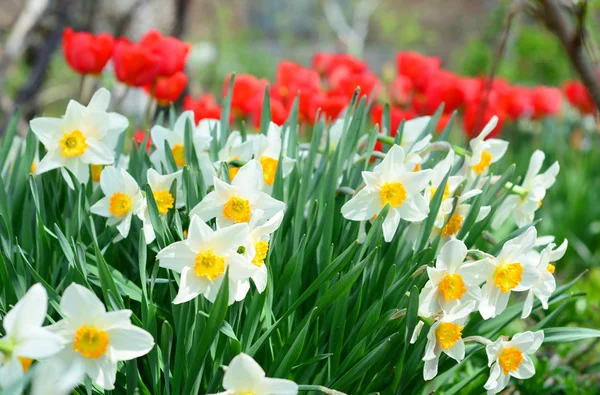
479,227 -> 541,319
242,210 -> 285,293
138,168 -> 184,244
341,144 -> 432,242
484,331 -> 544,394
252,122 -> 295,190
48,283 -> 154,390
90,166 -> 144,238
30,88 -> 123,189
208,353 -> 298,395
423,301 -> 476,380
463,116 -> 508,179
418,239 -> 491,317
521,239 -> 567,318
150,111 -> 212,183
190,160 -> 286,228
492,150 -> 559,229
0,284 -> 64,393
156,216 -> 258,305
30,358 -> 84,395
219,131 -> 255,181
395,116 -> 432,154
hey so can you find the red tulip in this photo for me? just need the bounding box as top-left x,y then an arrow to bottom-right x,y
113,38 -> 161,87
563,80 -> 595,114
307,92 -> 348,123
396,51 -> 441,92
388,75 -> 413,107
140,30 -> 191,77
183,94 -> 222,123
249,93 -> 288,128
372,105 -> 415,136
424,71 -> 465,114
62,27 -> 114,75
134,130 -> 152,150
224,74 -> 268,115
464,98 -> 504,139
147,71 -> 187,106
531,86 -> 562,119
333,70 -> 379,101
275,61 -> 321,120
500,86 -> 533,120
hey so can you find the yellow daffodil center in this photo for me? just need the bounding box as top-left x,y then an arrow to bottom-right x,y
537,199 -> 543,209
252,241 -> 269,267
498,346 -> 523,374
73,325 -> 109,359
413,163 -> 421,172
30,163 -> 37,174
194,250 -> 225,280
18,357 -> 33,372
154,189 -> 174,215
435,322 -> 463,350
430,184 -> 451,201
442,214 -> 463,237
91,164 -> 103,182
229,166 -> 240,181
494,262 -> 523,293
223,196 -> 251,223
109,192 -> 132,217
471,151 -> 492,175
60,130 -> 88,157
260,156 -> 278,186
439,273 -> 467,301
171,144 -> 186,167
547,263 -> 555,274
380,182 -> 407,208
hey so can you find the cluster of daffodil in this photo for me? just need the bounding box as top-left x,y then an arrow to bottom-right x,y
0,85 -> 569,394
341,116 -> 565,394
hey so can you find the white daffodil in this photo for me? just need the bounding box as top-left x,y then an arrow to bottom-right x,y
341,144 -> 432,242
208,353 -> 298,395
86,88 -> 129,152
479,227 -> 541,319
30,88 -> 124,188
252,122 -> 295,189
90,166 -> 144,238
149,111 -> 212,181
0,284 -> 64,393
521,239 -> 568,318
30,358 -> 84,395
190,160 -> 286,228
48,283 -> 154,390
396,116 -> 432,154
1,136 -> 24,178
156,216 -> 257,305
419,239 -> 492,317
90,154 -> 130,185
423,301 -> 476,380
322,118 -> 345,153
138,168 -> 184,244
492,150 -> 559,229
218,131 -> 255,182
484,331 -> 544,394
463,116 -> 508,179
242,210 -> 284,293
430,190 -> 491,243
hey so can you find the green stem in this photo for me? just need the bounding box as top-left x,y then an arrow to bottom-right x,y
0,339 -> 14,355
298,384 -> 340,394
377,135 -> 395,146
451,145 -> 469,157
504,181 -> 528,198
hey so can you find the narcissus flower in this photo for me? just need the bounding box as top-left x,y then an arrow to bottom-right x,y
418,239 -> 491,317
90,166 -> 144,238
30,88 -> 121,188
48,283 -> 154,390
493,150 -> 559,229
464,116 -> 508,179
62,28 -> 114,75
521,239 -> 567,318
484,331 -> 544,394
139,29 -> 191,77
208,353 -> 298,395
243,210 -> 284,293
112,38 -> 161,87
479,227 -> 540,319
252,122 -> 295,188
30,358 -> 84,395
219,131 -> 255,181
341,145 -> 432,242
149,111 -> 212,171
190,160 -> 285,228
0,283 -> 64,392
156,216 -> 257,304
423,301 -> 476,380
138,168 -> 183,244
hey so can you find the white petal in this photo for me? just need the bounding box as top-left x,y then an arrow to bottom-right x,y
399,169 -> 433,192
457,258 -> 494,285
115,214 -> 133,238
106,325 -> 154,360
83,354 -> 117,390
30,117 -> 63,147
523,150 -> 545,186
341,189 -> 380,221
190,191 -> 224,222
511,355 -> 535,379
90,197 -> 111,218
87,88 -> 110,111
36,150 -> 65,175
513,264 -> 540,291
423,355 -> 439,381
486,339 -> 503,366
223,353 -> 265,391
13,328 -> 64,359
382,209 -> 401,242
60,283 -> 105,318
157,241 -> 196,273
255,377 -> 298,395
521,290 -> 534,319
397,194 -> 429,222
172,267 -> 207,304
443,338 -> 465,362
3,283 -> 47,337
187,215 -> 216,249
82,140 -> 114,165
233,160 -> 264,192
437,239 -> 467,273
251,265 -> 268,293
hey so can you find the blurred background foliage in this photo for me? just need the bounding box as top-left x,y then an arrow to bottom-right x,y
1,0 -> 600,392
